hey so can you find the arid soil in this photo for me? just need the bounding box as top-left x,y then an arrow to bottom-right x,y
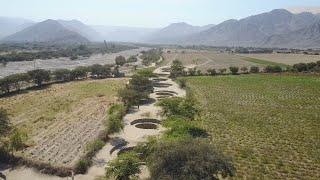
0,79 -> 126,168
0,48 -> 146,78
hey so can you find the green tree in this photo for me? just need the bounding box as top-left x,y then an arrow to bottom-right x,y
53,69 -> 71,82
90,64 -> 111,79
106,152 -> 141,180
229,66 -> 239,75
71,66 -> 88,80
127,56 -> 138,63
128,74 -> 153,93
118,88 -> 146,107
241,67 -> 248,73
170,60 -> 185,78
148,139 -> 235,180
27,69 -> 51,86
207,68 -> 217,76
115,56 -> 126,66
219,68 -> 227,75
250,66 -> 260,73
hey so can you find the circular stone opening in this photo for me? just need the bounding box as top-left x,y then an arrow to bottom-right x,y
153,83 -> 173,88
155,90 -> 178,95
153,78 -> 168,82
155,92 -> 175,96
135,123 -> 158,129
131,119 -> 161,125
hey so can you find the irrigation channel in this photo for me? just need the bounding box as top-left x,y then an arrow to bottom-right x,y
1,66 -> 186,180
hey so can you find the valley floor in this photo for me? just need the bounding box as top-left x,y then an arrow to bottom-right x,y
183,74 -> 320,179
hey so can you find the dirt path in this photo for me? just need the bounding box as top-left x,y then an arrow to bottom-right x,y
1,66 -> 186,180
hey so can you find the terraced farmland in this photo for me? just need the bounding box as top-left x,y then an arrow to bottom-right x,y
0,78 -> 126,167
183,74 -> 320,179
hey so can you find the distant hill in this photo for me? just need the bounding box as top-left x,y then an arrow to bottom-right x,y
144,22 -> 214,44
58,19 -> 102,42
0,17 -> 34,39
262,20 -> 320,48
3,19 -> 89,44
92,25 -> 158,42
184,9 -> 319,47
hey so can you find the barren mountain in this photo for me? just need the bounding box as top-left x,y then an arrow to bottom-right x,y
144,22 -> 214,44
185,9 -> 319,47
262,20 -> 320,48
58,19 -> 103,42
3,19 -> 89,44
0,17 -> 34,39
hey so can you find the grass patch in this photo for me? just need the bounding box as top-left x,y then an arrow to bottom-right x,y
240,56 -> 289,69
183,74 -> 320,179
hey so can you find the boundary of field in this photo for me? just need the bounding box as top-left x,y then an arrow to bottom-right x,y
238,56 -> 290,69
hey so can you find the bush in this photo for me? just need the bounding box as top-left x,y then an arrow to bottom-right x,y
126,56 -> 138,63
106,152 -> 141,180
170,60 -> 185,78
229,66 -> 239,75
176,78 -> 186,89
219,68 -> 227,74
207,68 -> 217,76
106,104 -> 126,134
71,66 -> 88,80
157,97 -> 198,120
0,108 -> 10,136
86,139 -> 105,157
264,65 -> 282,73
75,159 -> 90,174
90,64 -> 111,79
240,67 -> 248,73
250,66 -> 260,73
53,69 -> 71,82
27,69 -> 51,86
115,56 -> 126,66
136,68 -> 156,78
163,117 -> 208,140
148,139 -> 235,180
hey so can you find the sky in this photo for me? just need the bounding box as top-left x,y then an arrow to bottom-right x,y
1,0 -> 320,27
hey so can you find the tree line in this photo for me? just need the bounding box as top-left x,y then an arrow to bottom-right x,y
0,64 -> 124,96
170,59 -> 320,78
0,44 -> 137,64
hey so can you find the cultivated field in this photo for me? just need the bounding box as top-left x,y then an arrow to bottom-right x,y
163,50 -> 259,71
184,74 -> 320,179
241,53 -> 320,65
0,79 -> 126,167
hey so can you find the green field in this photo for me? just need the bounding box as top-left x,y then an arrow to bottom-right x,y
240,56 -> 289,69
183,74 -> 320,179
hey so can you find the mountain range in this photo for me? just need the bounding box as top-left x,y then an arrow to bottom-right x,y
0,9 -> 320,48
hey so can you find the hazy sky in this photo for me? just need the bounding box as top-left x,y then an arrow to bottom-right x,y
1,0 -> 320,27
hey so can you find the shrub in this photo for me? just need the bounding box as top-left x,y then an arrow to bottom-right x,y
163,117 -> 208,140
27,69 -> 51,86
136,68 -> 156,78
75,159 -> 90,174
115,56 -> 126,66
250,66 -> 260,73
86,139 -> 105,157
9,129 -> 28,153
71,66 -> 89,80
53,69 -> 71,82
106,104 -> 126,134
188,68 -> 197,76
170,60 -> 185,78
241,67 -> 248,73
207,68 -> 217,76
229,66 -> 239,75
0,108 -> 10,136
126,56 -> 138,63
264,65 -> 282,73
176,78 -> 186,89
148,139 -> 235,180
157,97 -> 198,120
105,152 -> 141,180
219,68 -> 227,74
90,64 -> 111,79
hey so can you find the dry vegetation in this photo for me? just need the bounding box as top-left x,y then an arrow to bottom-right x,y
242,53 -> 320,65
183,74 -> 320,179
0,78 -> 126,167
